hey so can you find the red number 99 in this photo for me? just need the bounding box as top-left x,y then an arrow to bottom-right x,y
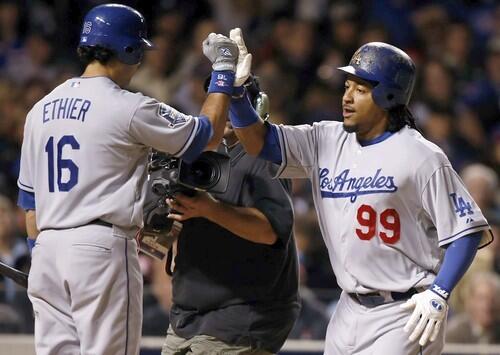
355,204 -> 401,244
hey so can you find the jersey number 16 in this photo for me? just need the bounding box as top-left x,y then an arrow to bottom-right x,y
45,135 -> 80,192
356,204 -> 400,244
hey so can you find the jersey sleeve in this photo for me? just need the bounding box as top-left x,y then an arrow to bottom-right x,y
17,113 -> 34,193
274,123 -> 319,179
129,98 -> 200,157
421,165 -> 492,248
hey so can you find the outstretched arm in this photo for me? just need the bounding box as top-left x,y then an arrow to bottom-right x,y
230,89 -> 268,156
226,28 -> 282,161
200,33 -> 239,151
199,92 -> 231,151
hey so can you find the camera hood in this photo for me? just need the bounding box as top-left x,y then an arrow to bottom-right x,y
178,151 -> 230,193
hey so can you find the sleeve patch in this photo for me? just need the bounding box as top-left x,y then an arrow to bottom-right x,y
158,103 -> 187,128
449,192 -> 474,221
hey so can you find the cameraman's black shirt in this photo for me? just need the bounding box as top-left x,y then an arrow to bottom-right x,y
170,144 -> 300,353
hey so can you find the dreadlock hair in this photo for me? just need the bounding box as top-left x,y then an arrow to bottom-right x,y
77,45 -> 116,66
387,105 -> 421,133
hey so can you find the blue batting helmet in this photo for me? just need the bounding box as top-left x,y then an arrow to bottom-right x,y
79,3 -> 154,65
338,42 -> 416,109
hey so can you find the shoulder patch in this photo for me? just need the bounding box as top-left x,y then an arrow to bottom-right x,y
157,103 -> 187,128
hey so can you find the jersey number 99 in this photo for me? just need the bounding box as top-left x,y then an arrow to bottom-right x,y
45,135 -> 80,192
355,204 -> 400,244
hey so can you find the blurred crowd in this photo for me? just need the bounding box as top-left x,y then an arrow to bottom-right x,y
0,0 -> 499,344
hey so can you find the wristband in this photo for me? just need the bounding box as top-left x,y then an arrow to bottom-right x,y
231,85 -> 245,99
208,71 -> 235,96
229,91 -> 260,128
27,237 -> 35,253
429,283 -> 450,300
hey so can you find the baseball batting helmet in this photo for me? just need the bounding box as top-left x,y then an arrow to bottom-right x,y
79,3 -> 154,65
338,42 -> 416,109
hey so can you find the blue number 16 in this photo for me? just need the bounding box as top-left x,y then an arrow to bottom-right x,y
44,135 -> 80,192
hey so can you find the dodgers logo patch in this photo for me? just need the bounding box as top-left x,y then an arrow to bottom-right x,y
449,192 -> 473,217
158,103 -> 187,128
318,168 -> 397,202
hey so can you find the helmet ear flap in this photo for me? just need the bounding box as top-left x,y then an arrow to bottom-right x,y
371,84 -> 395,110
117,42 -> 144,65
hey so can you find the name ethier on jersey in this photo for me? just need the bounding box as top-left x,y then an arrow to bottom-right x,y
319,168 -> 397,202
42,98 -> 91,123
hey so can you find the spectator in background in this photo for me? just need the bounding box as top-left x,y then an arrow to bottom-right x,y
169,19 -> 218,114
0,194 -> 29,295
129,34 -> 180,103
411,4 -> 449,58
254,60 -> 297,124
358,22 -> 390,45
461,163 -> 499,217
442,22 -> 475,86
4,33 -> 57,85
0,304 -> 22,333
448,165 -> 499,315
142,258 -> 172,336
447,272 -> 500,343
0,194 -> 31,333
419,107 -> 485,170
416,60 -> 456,113
460,36 -> 500,137
0,0 -> 23,70
288,216 -> 330,340
328,2 -> 360,58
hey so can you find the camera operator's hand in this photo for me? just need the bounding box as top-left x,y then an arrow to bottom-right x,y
167,192 -> 218,221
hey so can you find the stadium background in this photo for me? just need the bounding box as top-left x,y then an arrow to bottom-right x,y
0,0 -> 498,353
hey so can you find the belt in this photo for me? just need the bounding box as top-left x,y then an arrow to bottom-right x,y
40,219 -> 112,232
349,287 -> 421,308
88,219 -> 113,228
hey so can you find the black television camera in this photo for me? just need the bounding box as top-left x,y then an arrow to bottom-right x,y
138,150 -> 231,260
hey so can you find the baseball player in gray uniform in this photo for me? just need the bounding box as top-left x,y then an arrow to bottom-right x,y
16,4 -> 239,355
227,31 -> 494,355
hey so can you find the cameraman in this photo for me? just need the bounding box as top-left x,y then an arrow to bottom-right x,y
161,79 -> 299,355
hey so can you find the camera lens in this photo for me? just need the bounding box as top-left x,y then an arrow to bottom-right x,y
189,158 -> 219,189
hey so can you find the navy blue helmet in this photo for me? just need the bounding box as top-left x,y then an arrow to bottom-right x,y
338,42 -> 416,109
79,3 -> 154,65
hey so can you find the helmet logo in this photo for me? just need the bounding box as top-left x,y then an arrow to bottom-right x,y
83,21 -> 92,34
351,50 -> 362,66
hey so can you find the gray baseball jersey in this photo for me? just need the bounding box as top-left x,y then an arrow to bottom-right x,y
18,76 -> 200,230
275,121 -> 491,294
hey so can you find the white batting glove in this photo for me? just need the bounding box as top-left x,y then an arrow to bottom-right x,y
400,289 -> 448,346
229,28 -> 252,87
202,33 -> 239,72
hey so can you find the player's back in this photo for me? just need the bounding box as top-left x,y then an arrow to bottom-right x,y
19,76 -> 149,230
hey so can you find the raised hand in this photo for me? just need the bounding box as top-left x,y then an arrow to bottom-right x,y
202,33 -> 239,72
229,28 -> 252,87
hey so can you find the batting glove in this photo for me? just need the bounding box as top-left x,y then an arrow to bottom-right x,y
400,289 -> 448,346
202,33 -> 239,72
229,28 -> 252,87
